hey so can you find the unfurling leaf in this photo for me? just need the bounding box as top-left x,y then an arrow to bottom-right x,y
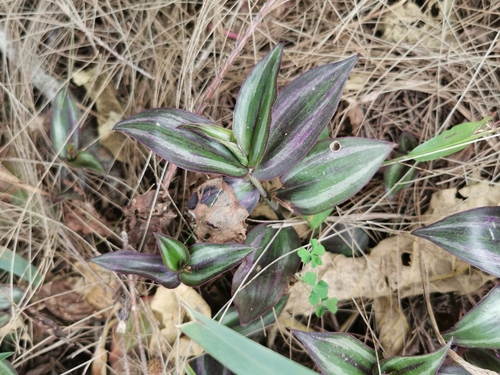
180,243 -> 254,286
155,234 -> 190,273
442,285 -> 500,348
90,250 -> 181,288
276,138 -> 393,215
293,331 -> 378,375
254,55 -> 359,180
233,225 -> 301,326
412,206 -> 500,277
233,44 -> 283,167
114,109 -> 248,177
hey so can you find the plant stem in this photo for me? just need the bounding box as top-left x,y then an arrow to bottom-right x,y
248,174 -> 284,220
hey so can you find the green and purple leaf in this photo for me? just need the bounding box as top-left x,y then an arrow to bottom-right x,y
275,138 -> 393,215
374,341 -> 451,375
155,234 -> 190,273
254,55 -> 359,180
180,243 -> 254,286
90,250 -> 181,288
51,87 -> 80,160
293,331 -> 377,375
442,285 -> 500,348
233,44 -> 283,167
188,354 -> 233,375
232,225 -> 301,326
114,109 -> 248,177
412,206 -> 500,277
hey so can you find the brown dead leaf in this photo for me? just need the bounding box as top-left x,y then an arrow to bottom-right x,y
374,296 -> 409,355
149,284 -> 210,358
40,262 -> 118,322
72,68 -> 128,161
124,190 -> 177,251
64,200 -> 111,237
288,182 -> 500,310
188,178 -> 248,243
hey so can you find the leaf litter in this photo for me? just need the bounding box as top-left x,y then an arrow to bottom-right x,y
0,0 -> 499,372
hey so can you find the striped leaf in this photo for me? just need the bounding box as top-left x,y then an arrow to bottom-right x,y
233,44 -> 283,167
442,285 -> 500,348
412,206 -> 500,277
375,341 -> 451,375
254,55 -> 358,180
114,109 -> 248,177
276,138 -> 393,215
293,331 -> 378,375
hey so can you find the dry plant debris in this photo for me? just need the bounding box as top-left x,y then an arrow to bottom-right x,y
0,0 -> 498,372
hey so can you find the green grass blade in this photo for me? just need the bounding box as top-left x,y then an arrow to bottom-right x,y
181,308 -> 318,375
0,247 -> 42,289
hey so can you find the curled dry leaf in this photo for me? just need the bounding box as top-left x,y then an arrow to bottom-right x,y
188,178 -> 248,243
288,181 -> 499,315
148,284 -> 210,358
374,296 -> 410,356
40,262 -> 118,322
63,200 -> 111,237
124,190 -> 177,251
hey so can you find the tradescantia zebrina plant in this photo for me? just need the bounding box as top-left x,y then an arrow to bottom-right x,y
92,44 -> 393,325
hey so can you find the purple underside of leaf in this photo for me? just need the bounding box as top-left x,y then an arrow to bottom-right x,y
254,54 -> 359,180
412,206 -> 500,278
232,225 -> 301,326
91,250 -> 180,288
114,108 -> 248,177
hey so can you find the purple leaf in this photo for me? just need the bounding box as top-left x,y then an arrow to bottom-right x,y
232,225 -> 301,326
412,206 -> 500,277
223,177 -> 260,214
91,250 -> 181,288
114,109 -> 248,177
254,55 -> 359,180
155,234 -> 190,273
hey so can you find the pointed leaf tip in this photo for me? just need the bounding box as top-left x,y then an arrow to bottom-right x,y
412,206 -> 500,277
233,44 -> 283,167
114,108 -> 248,177
276,137 -> 393,215
254,54 -> 359,180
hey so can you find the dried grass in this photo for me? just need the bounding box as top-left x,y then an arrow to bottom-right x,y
0,0 -> 499,373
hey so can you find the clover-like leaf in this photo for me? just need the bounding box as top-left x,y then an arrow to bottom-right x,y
155,234 -> 190,273
232,225 -> 301,326
442,284 -> 500,348
374,341 -> 451,375
293,331 -> 378,375
114,109 -> 248,177
91,250 -> 181,288
233,44 -> 283,167
254,55 -> 359,180
180,243 -> 254,286
276,138 -> 393,215
412,206 -> 500,277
